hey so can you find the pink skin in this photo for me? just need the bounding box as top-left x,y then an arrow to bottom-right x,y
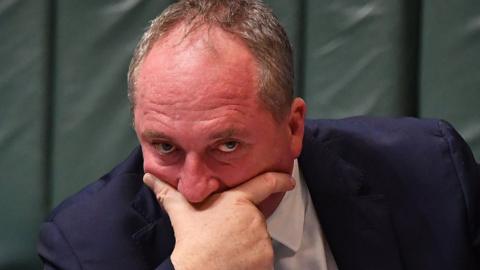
134,24 -> 306,217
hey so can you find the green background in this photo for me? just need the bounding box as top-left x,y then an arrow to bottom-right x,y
1,0 -> 479,268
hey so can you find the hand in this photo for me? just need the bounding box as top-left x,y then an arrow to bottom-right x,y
143,172 -> 295,270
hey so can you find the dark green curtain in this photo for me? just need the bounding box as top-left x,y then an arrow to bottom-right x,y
1,0 -> 479,268
0,1 -> 50,268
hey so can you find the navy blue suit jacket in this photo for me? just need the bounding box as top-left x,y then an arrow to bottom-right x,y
38,117 -> 480,269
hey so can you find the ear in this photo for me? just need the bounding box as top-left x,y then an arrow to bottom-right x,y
287,98 -> 306,158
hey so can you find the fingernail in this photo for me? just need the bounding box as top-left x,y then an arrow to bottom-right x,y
143,173 -> 153,183
289,176 -> 296,188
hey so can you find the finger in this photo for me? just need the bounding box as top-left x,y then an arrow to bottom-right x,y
143,173 -> 190,214
230,172 -> 295,205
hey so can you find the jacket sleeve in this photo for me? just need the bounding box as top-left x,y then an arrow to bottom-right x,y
39,220 -> 176,270
155,259 -> 175,270
37,221 -> 82,270
476,163 -> 480,257
440,120 -> 480,258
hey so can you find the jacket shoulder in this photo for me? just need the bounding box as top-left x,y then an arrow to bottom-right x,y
46,146 -> 144,222
38,146 -> 150,269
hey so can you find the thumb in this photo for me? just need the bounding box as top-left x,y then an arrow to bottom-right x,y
230,172 -> 295,205
143,173 -> 191,215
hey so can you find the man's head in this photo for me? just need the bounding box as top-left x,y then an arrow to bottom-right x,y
128,0 -> 294,121
129,0 -> 306,207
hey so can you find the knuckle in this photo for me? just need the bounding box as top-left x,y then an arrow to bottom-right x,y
155,187 -> 173,205
263,172 -> 278,190
250,211 -> 264,225
231,192 -> 250,206
226,189 -> 247,202
264,244 -> 274,261
256,235 -> 274,267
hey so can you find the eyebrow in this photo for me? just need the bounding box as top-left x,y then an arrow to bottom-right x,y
143,130 -> 173,141
208,128 -> 246,140
143,127 -> 248,142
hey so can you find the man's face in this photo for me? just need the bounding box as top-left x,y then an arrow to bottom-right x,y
134,25 -> 305,204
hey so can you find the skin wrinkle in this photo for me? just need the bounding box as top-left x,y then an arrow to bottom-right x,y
141,106 -> 254,134
146,100 -> 253,115
139,73 -> 256,109
140,83 -> 258,125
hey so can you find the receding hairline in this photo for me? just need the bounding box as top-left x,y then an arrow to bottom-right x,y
137,21 -> 260,75
127,0 -> 295,123
131,21 -> 278,116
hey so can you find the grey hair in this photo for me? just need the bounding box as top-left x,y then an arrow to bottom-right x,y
127,0 -> 294,121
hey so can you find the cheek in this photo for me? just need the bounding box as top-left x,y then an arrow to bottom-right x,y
245,135 -> 293,174
216,171 -> 246,188
142,147 -> 180,188
211,161 -> 261,189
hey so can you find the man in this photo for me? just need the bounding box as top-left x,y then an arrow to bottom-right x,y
38,0 -> 480,269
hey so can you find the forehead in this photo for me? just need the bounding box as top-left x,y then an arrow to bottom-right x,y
136,24 -> 260,104
133,24 -> 278,139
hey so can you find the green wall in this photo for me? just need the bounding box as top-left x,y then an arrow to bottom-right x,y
1,0 -> 479,268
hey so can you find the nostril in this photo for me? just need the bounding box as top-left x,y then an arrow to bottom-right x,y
177,177 -> 221,203
177,178 -> 207,203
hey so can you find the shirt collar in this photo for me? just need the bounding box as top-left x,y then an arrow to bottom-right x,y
266,159 -> 306,252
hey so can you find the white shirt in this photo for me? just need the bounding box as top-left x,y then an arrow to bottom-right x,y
266,160 -> 338,270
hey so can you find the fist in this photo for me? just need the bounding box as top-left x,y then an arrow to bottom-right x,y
144,172 -> 295,270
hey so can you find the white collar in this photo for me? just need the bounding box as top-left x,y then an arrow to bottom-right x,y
266,159 -> 306,252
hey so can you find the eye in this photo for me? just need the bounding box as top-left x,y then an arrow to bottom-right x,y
156,143 -> 176,154
218,141 -> 238,153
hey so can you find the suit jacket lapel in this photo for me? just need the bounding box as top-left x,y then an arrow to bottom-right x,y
300,128 -> 404,270
122,146 -> 175,267
130,184 -> 175,267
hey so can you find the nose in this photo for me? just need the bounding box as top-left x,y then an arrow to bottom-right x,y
177,153 -> 220,203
